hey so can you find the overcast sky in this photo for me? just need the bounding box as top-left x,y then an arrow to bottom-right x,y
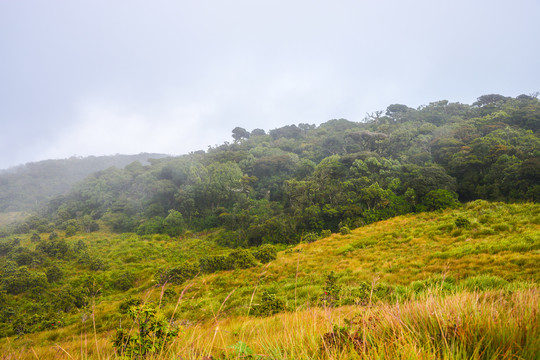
1,0 -> 539,169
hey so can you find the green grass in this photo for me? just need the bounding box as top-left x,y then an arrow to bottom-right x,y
0,201 -> 539,358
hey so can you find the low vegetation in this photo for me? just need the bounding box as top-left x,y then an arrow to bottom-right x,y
0,201 -> 538,358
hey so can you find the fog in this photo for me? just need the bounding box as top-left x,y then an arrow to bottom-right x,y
1,0 -> 539,169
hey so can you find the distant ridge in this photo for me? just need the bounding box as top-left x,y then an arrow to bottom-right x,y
0,153 -> 169,212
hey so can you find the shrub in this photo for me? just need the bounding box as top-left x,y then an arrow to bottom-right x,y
228,249 -> 257,269
118,297 -> 142,314
36,238 -> 70,259
251,244 -> 277,263
199,255 -> 233,273
157,263 -> 198,285
422,189 -> 459,211
250,290 -> 286,317
339,226 -> 351,235
111,271 -> 137,291
112,304 -> 178,358
341,282 -> 370,305
46,265 -> 64,283
321,271 -> 341,307
89,257 -> 106,271
303,232 -> 320,243
30,232 -> 41,242
321,229 -> 332,238
65,225 -> 77,237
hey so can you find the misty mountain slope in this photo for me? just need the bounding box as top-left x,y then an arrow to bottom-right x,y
10,94 -> 537,244
0,153 -> 168,212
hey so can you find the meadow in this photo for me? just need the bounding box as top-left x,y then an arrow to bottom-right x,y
1,200 -> 539,359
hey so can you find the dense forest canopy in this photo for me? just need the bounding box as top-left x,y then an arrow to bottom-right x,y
5,93 -> 538,246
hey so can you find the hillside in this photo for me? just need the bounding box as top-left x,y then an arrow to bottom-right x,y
0,201 -> 538,358
0,153 -> 168,213
6,94 -> 540,245
0,93 -> 538,358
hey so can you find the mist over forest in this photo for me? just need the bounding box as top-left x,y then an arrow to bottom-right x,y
3,93 -> 538,243
0,93 -> 538,358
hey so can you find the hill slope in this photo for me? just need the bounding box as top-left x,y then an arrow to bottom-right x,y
0,201 -> 538,358
0,153 -> 168,212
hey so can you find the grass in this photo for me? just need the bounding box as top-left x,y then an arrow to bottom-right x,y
0,200 -> 539,358
3,288 -> 539,359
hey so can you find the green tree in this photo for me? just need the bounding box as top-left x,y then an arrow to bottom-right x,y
162,210 -> 185,237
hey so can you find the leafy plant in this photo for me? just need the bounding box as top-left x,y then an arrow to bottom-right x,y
112,304 -> 179,358
251,244 -> 277,263
454,216 -> 471,229
251,290 -> 286,317
321,271 -> 341,307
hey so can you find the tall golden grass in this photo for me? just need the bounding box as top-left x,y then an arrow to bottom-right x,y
3,288 -> 538,359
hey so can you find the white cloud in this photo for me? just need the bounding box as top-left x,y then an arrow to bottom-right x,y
40,98 -> 223,160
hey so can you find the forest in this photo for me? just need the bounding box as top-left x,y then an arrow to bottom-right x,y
0,153 -> 169,213
0,93 -> 538,359
6,93 -> 538,243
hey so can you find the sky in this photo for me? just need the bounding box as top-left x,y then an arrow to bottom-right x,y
1,0 -> 539,170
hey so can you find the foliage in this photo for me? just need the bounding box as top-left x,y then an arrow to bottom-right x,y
251,244 -> 277,263
321,271 -> 341,307
421,189 -> 460,211
157,263 -> 198,285
112,303 -> 179,358
1,94 -> 534,249
251,290 -> 286,317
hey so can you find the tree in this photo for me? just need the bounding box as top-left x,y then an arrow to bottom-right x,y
251,128 -> 266,136
232,127 -> 250,141
421,189 -> 459,211
473,94 -> 508,107
162,210 -> 185,237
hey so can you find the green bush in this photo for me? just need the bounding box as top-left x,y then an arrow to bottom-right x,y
228,249 -> 258,269
46,265 -> 64,283
341,282 -> 370,305
303,232 -> 320,243
30,232 -> 41,242
111,271 -> 137,291
157,263 -> 198,285
199,255 -> 233,273
251,244 -> 277,263
321,271 -> 341,307
422,189 -> 459,211
250,290 -> 286,317
339,226 -> 351,235
113,304 -> 178,358
118,297 -> 142,314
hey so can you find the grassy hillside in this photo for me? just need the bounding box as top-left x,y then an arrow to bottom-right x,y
0,200 -> 538,358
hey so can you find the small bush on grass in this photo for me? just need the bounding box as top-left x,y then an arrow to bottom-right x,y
251,244 -> 277,263
454,216 -> 471,229
228,249 -> 257,269
113,304 -> 178,358
250,290 -> 286,317
339,226 -> 351,235
321,271 -> 341,307
157,262 -> 198,285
